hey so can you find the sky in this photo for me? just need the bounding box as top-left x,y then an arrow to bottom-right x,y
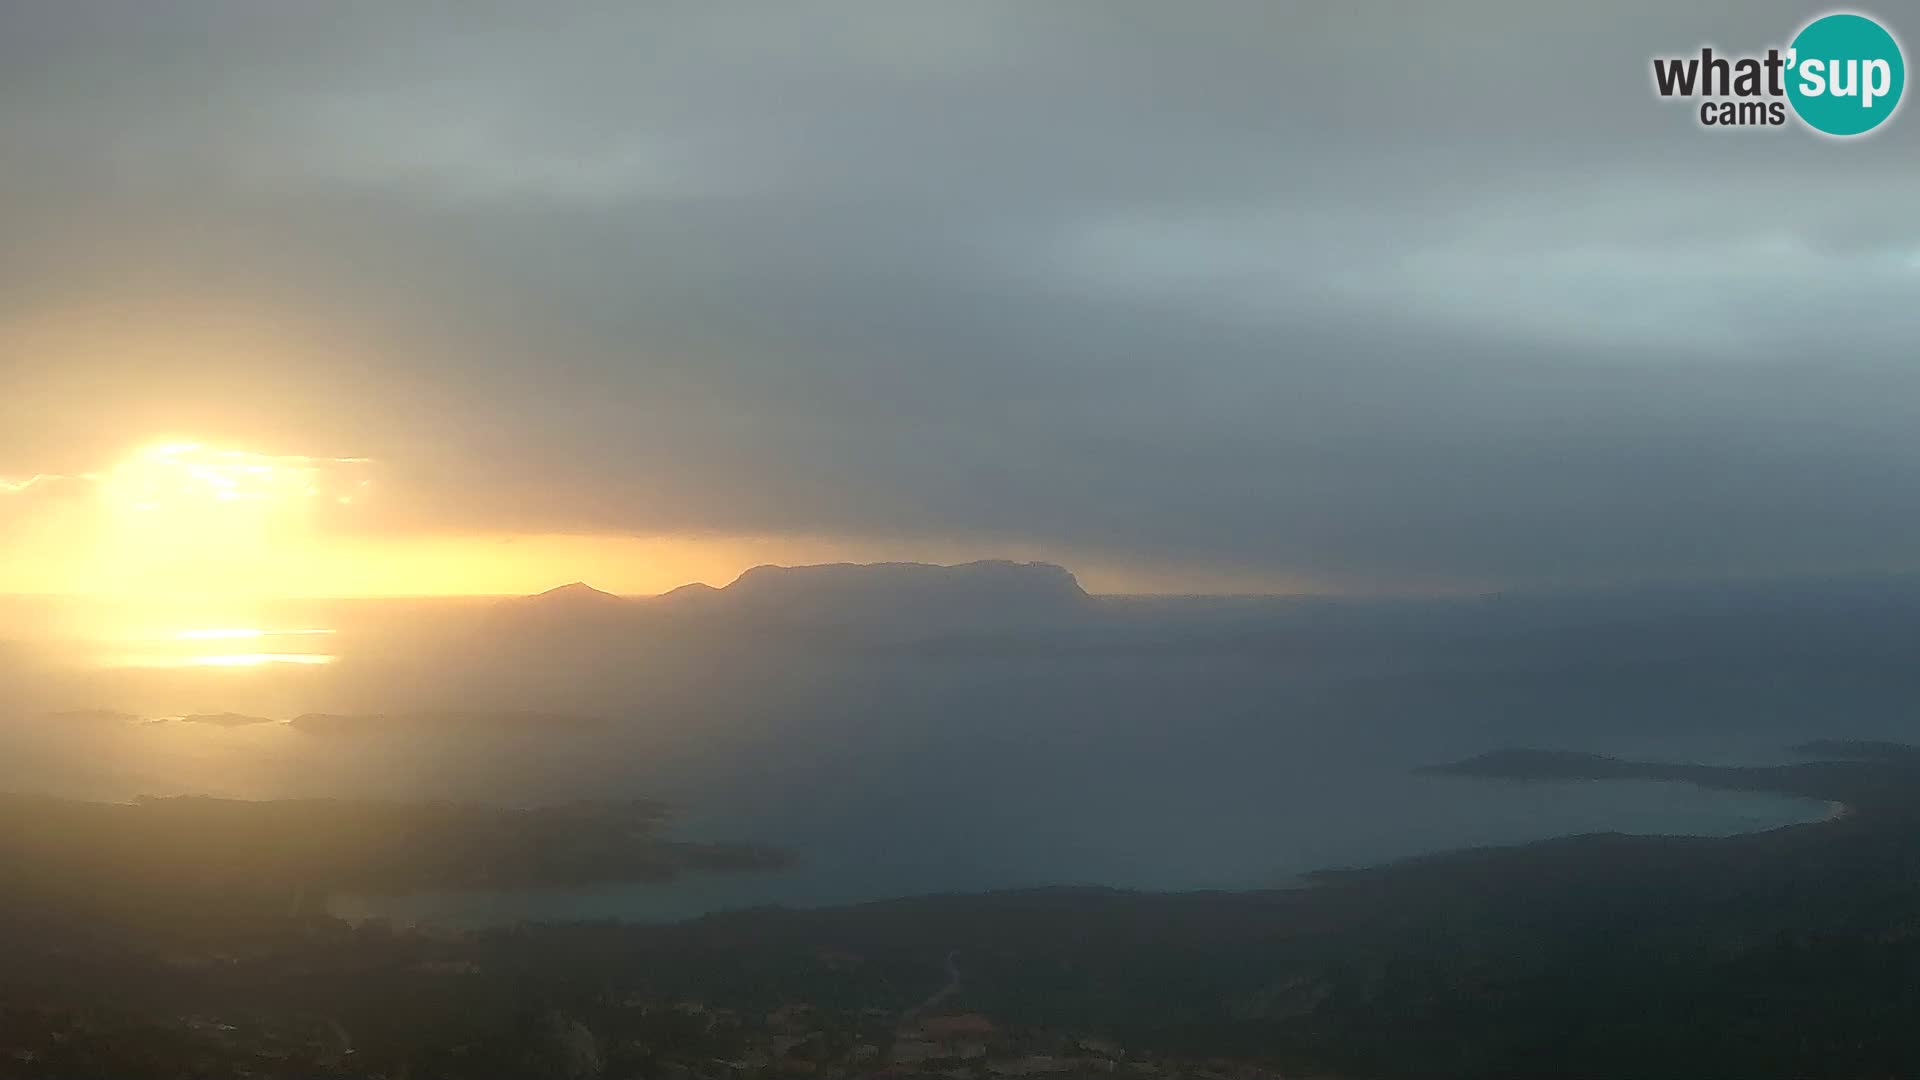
2,1 -> 1918,598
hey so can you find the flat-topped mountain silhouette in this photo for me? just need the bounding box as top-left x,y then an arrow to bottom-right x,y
650,560 -> 1092,631
673,560 -> 1086,615
499,560 -> 1090,630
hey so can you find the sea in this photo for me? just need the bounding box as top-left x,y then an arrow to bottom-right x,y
0,598 -> 1848,927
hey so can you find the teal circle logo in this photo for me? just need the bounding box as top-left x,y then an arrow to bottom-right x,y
1787,12 -> 1905,136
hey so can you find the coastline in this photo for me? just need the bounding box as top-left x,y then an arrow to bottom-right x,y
328,756 -> 1841,930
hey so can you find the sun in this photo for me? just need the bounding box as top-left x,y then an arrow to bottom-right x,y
101,442 -> 366,514
71,441 -> 373,603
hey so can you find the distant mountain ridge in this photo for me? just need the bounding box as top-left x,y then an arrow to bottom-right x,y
501,560 -> 1091,628
681,559 -> 1086,610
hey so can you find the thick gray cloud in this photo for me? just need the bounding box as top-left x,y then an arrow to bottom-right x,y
2,0 -> 1918,588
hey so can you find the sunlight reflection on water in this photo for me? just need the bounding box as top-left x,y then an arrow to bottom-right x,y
96,626 -> 338,668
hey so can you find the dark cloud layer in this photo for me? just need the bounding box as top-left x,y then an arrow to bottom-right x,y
3,1 -> 1918,588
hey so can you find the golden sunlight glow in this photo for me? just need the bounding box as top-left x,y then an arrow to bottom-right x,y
73,623 -> 344,670
16,440 -> 380,603
1,437 -> 1317,600
172,626 -> 336,641
184,653 -> 337,668
102,442 -> 369,514
174,626 -> 267,640
96,650 -> 339,669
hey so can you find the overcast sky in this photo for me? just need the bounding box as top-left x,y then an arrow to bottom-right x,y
2,1 -> 1918,594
